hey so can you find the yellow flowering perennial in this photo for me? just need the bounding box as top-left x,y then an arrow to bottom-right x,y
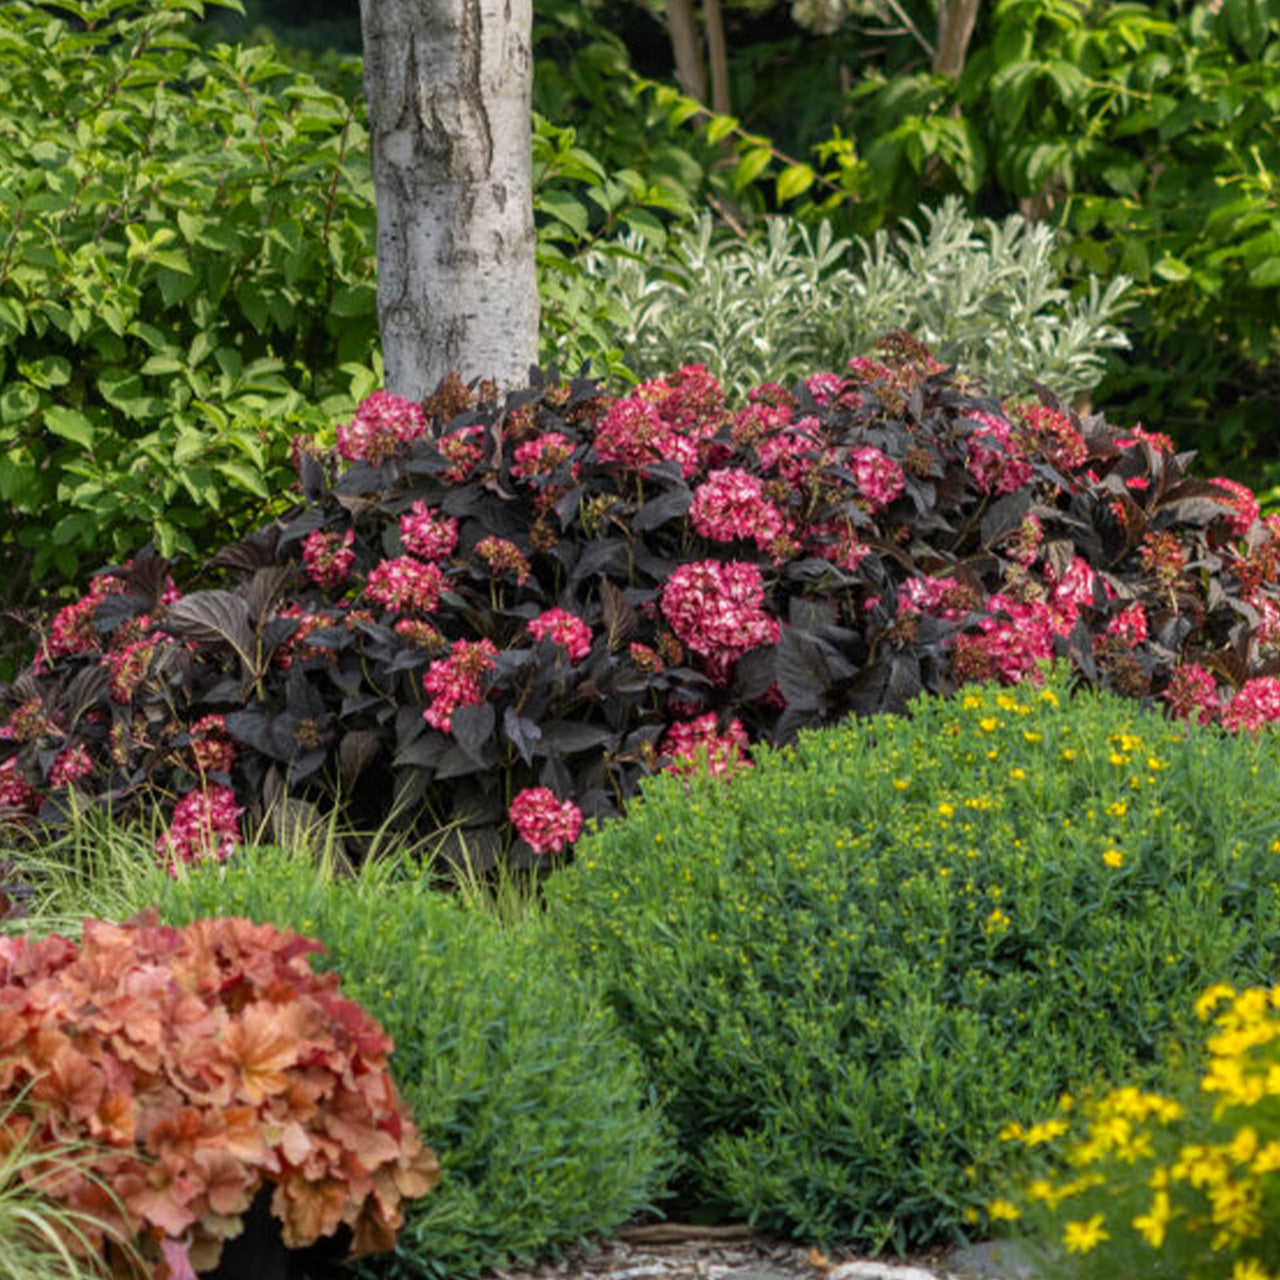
999,981 -> 1280,1274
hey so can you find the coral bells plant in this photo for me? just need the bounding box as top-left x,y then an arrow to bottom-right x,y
6,337 -> 1280,867
0,913 -> 438,1279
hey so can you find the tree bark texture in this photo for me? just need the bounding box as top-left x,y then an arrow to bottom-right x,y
932,0 -> 982,77
703,0 -> 732,116
359,0 -> 539,398
665,0 -> 707,103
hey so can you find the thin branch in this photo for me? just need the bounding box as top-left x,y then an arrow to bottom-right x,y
880,0 -> 935,59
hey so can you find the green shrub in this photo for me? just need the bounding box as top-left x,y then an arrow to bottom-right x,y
544,671 -> 1280,1252
579,200 -> 1131,400
154,846 -> 672,1278
0,0 -> 380,605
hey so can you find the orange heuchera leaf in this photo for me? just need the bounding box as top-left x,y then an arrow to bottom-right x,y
273,1174 -> 348,1248
220,1003 -> 304,1104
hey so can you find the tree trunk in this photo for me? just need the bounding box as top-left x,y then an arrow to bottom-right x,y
932,0 -> 982,77
358,0 -> 539,399
665,0 -> 707,103
703,0 -> 732,116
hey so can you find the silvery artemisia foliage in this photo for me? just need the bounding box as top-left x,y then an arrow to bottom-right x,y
789,0 -> 881,35
583,197 -> 1132,401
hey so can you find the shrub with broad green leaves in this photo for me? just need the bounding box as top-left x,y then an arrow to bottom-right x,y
0,0 -> 381,605
152,845 -> 673,1278
544,673 -> 1280,1251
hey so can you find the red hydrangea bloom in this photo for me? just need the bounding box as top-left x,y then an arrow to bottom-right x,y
690,469 -> 789,551
804,372 -> 847,406
1220,677 -> 1280,734
1140,531 -> 1188,585
1207,477 -> 1260,536
641,363 -> 727,435
422,639 -> 499,733
897,575 -> 979,621
661,713 -> 751,778
966,412 -> 1033,495
1162,663 -> 1220,724
336,391 -> 428,464
755,416 -> 826,485
660,560 -> 780,659
49,743 -> 94,788
508,787 -> 583,855
1047,556 -> 1109,631
731,401 -> 792,452
1115,424 -> 1176,454
629,642 -> 665,674
527,609 -> 593,663
805,519 -> 870,573
849,446 -> 906,510
951,594 -> 1057,685
475,537 -> 531,586
511,432 -> 579,482
1105,602 -> 1149,649
302,528 -> 356,589
394,618 -> 446,650
437,426 -> 485,483
0,755 -> 38,819
156,785 -> 242,868
399,501 -> 459,562
271,607 -> 336,670
102,639 -> 162,704
364,556 -> 445,614
846,357 -> 896,383
188,714 -> 236,776
595,396 -> 699,478
1011,404 -> 1088,473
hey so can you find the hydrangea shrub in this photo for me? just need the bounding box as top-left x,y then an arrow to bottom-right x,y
3,338 -> 1279,864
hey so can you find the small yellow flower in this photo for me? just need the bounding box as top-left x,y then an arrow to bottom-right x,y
1132,1190 -> 1172,1249
1023,730 -> 1043,744
938,802 -> 956,817
1008,768 -> 1026,782
1062,748 -> 1077,762
1196,983 -> 1237,1022
1038,689 -> 1060,705
963,694 -> 984,710
892,778 -> 911,791
1103,848 -> 1124,869
1229,1257 -> 1274,1280
979,717 -> 999,732
986,1199 -> 1022,1222
1022,1118 -> 1069,1145
1062,1214 -> 1109,1254
986,908 -> 1011,934
1270,838 -> 1280,854
1106,800 -> 1128,818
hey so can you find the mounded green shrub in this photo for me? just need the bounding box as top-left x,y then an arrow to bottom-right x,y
155,847 -> 672,1277
544,670 -> 1280,1252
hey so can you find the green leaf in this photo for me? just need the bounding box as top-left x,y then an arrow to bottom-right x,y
213,459 -> 270,498
44,406 -> 96,449
776,163 -> 816,203
1248,258 -> 1280,289
621,208 -> 667,250
538,189 -> 590,237
0,383 -> 39,424
732,147 -> 773,191
704,114 -> 740,144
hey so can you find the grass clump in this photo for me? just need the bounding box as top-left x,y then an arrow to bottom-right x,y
149,844 -> 672,1278
544,669 -> 1280,1253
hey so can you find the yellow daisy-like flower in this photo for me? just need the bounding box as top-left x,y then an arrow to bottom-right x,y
1132,1190 -> 1172,1249
1197,984 -> 1239,1021
1229,1258 -> 1273,1280
986,1199 -> 1022,1222
979,717 -> 999,732
938,802 -> 956,817
1103,848 -> 1124,869
1062,1214 -> 1109,1254
1022,1118 -> 1069,1146
1038,688 -> 1059,705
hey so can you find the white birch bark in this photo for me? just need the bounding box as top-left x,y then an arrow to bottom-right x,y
359,0 -> 539,399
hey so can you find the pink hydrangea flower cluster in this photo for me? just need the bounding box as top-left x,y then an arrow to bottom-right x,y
1207,477 -> 1260,536
951,594 -> 1057,685
437,426 -> 485,483
897,575 -> 979,622
1162,663 -> 1221,724
806,520 -> 870,573
690,469 -> 790,551
661,713 -> 751,778
336,391 -> 428,464
399,501 -> 458,562
394,618 -> 445,650
595,397 -> 699,478
48,743 -> 94,789
302,528 -> 356,589
1104,602 -> 1149,649
1011,404 -> 1088,472
660,560 -> 780,660
754,416 -> 826,485
45,572 -> 129,660
1220,677 -> 1280,734
508,786 -> 583,855
804,371 -> 848,407
422,638 -> 499,732
155,785 -> 242,869
966,411 -> 1034,495
188,714 -> 236,776
511,432 -> 579,482
849,446 -> 905,510
475,537 -> 531,586
102,639 -> 160,704
640,364 -> 727,442
1116,424 -> 1176,454
1047,556 -> 1108,630
527,609 -> 593,663
0,750 -> 38,819
364,556 -> 445,615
